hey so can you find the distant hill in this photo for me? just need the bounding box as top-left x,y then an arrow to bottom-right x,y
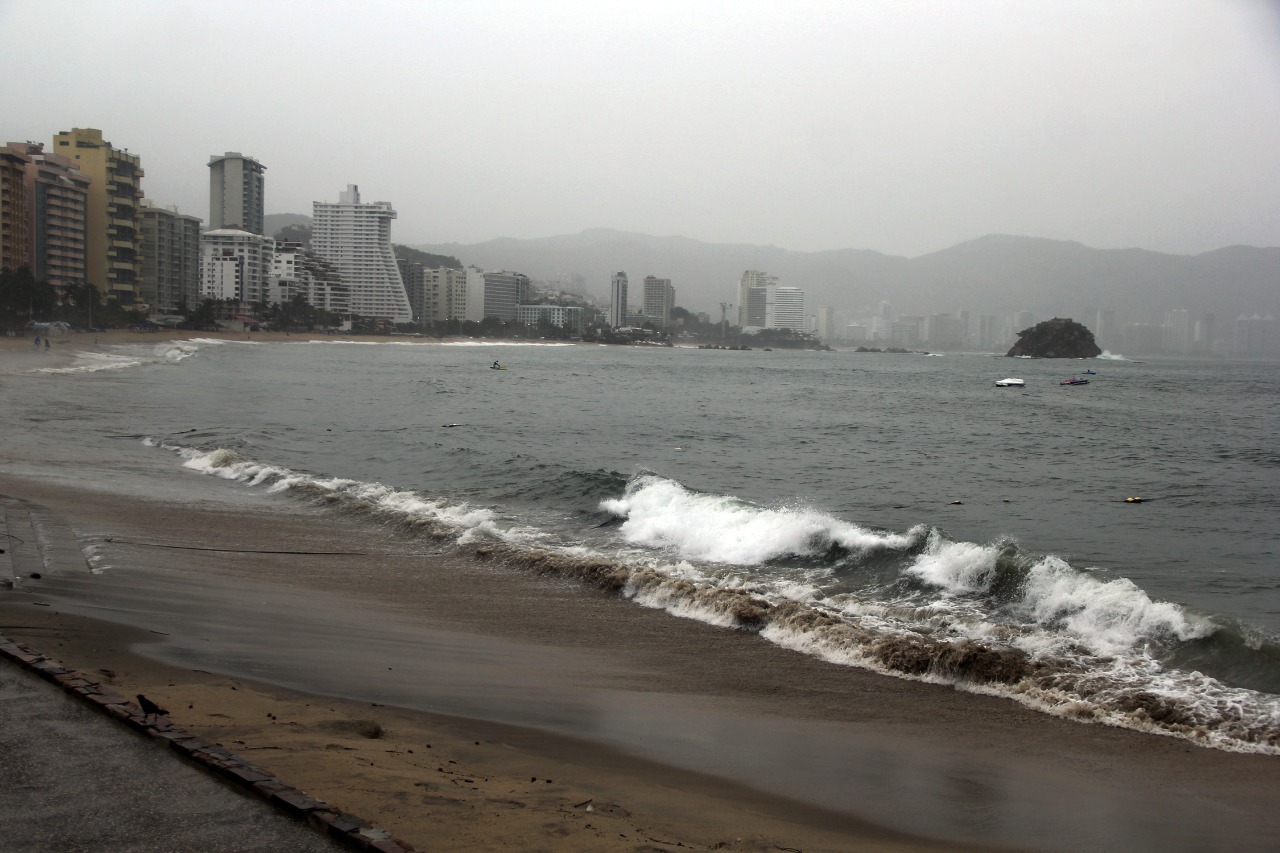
413,229 -> 1280,320
393,244 -> 462,270
263,213 -> 311,236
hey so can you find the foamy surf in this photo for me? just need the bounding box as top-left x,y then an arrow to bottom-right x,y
441,340 -> 577,347
31,339 -> 210,374
150,438 -> 1280,755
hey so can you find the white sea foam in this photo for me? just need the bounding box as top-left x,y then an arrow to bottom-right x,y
904,535 -> 1000,594
292,339 -> 438,347
162,441 -> 499,540
155,338 -> 207,358
1019,555 -> 1211,652
601,475 -> 916,564
441,340 -> 576,347
148,443 -> 1280,754
903,531 -> 1211,655
32,350 -> 142,374
31,338 -> 211,374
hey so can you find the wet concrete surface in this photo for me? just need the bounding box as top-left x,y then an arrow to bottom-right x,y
0,656 -> 346,853
1,495 -> 408,852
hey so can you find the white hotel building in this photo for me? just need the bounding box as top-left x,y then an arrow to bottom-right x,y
311,185 -> 412,323
199,228 -> 273,303
270,242 -> 351,316
738,269 -> 805,331
609,271 -> 629,329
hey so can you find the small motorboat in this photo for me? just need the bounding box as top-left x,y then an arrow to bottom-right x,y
1060,377 -> 1089,386
995,378 -> 1025,388
1082,369 -> 1097,375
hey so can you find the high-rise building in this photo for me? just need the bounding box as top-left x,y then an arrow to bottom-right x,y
892,315 -> 924,347
422,267 -> 472,322
208,153 -> 266,235
397,256 -> 427,322
6,142 -> 90,290
0,145 -> 32,272
609,271 -> 628,328
270,241 -> 349,316
463,266 -> 487,322
52,128 -> 144,302
481,271 -> 528,322
844,323 -> 868,342
926,313 -> 964,349
140,200 -> 201,314
739,270 -> 804,331
1162,308 -> 1193,354
642,276 -> 675,329
977,314 -> 1001,351
199,228 -> 274,304
739,270 -> 776,326
768,286 -> 806,330
1232,314 -> 1279,356
816,306 -> 836,341
311,185 -> 411,323
1194,313 -> 1216,353
517,304 -> 583,335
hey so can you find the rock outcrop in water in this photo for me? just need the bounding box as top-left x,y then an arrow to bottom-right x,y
1006,317 -> 1101,358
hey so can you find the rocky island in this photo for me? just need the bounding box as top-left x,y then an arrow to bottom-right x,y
1006,317 -> 1101,358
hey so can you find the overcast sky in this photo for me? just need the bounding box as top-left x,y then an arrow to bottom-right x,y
3,0 -> 1278,257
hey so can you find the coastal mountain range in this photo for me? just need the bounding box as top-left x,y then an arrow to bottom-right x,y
413,230 -> 1280,320
263,216 -> 1279,319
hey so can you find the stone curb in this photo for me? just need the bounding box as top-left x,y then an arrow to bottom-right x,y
0,633 -> 415,852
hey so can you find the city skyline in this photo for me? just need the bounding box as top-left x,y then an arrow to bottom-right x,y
4,127 -> 1272,354
3,1 -> 1278,260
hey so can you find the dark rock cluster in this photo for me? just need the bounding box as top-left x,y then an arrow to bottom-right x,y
1006,317 -> 1101,358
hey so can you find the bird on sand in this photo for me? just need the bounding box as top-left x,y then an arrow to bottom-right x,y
137,694 -> 170,723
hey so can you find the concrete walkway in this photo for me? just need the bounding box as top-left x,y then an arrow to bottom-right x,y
0,655 -> 350,853
0,494 -> 411,852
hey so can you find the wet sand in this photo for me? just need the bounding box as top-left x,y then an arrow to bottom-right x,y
2,338 -> 1279,851
1,476 -> 970,853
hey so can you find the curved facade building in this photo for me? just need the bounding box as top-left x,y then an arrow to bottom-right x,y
311,185 -> 410,323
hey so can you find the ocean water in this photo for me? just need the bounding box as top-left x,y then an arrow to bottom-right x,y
8,338 -> 1280,754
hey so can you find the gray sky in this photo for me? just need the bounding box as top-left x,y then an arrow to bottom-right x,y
3,0 -> 1278,257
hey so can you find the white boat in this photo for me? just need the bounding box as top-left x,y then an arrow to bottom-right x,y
995,378 -> 1025,387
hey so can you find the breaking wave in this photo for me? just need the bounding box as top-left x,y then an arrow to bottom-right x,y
33,339 -> 211,374
150,439 -> 1280,754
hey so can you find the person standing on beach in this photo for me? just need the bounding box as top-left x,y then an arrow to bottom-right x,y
33,335 -> 40,348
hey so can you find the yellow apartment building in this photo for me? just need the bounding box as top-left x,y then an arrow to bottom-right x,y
52,128 -> 145,303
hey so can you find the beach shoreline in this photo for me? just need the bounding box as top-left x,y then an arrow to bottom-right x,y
2,469 -> 1278,852
0,328 -> 607,377
3,336 -> 1280,851
0,471 -> 967,853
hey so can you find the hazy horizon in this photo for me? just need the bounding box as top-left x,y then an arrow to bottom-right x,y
4,0 -> 1279,258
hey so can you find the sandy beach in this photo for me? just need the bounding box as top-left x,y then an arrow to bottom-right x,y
0,327 -> 442,369
0,472 -> 970,853
2,332 -> 1279,852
